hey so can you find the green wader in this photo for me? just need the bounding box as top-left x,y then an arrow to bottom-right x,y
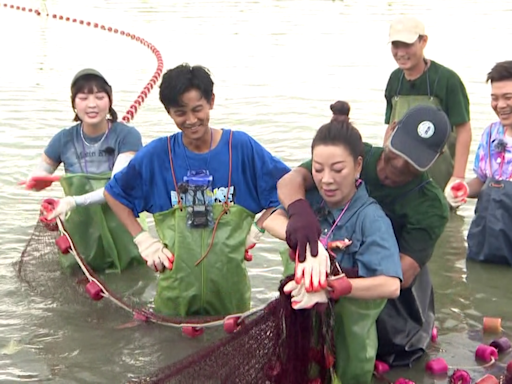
280,250 -> 386,384
390,76 -> 456,191
59,173 -> 146,274
153,204 -> 254,317
151,131 -> 254,317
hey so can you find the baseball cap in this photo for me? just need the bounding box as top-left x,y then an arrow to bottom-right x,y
388,105 -> 451,172
389,16 -> 425,44
71,68 -> 110,89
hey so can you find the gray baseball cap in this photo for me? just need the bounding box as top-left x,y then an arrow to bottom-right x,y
389,104 -> 451,171
71,68 -> 110,89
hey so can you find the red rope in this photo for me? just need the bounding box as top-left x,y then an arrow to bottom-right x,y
1,2 -> 164,124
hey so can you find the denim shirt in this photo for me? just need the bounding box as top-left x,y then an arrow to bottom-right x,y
305,181 -> 402,280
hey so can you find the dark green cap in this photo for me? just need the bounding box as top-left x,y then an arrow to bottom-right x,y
71,68 -> 110,89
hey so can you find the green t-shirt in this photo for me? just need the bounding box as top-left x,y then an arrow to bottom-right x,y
384,60 -> 470,127
299,143 -> 449,267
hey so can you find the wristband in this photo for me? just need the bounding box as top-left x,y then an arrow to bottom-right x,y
253,221 -> 265,234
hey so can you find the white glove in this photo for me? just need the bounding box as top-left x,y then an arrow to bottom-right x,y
46,196 -> 76,220
444,179 -> 469,208
244,222 -> 264,261
245,222 -> 264,249
133,231 -> 174,273
284,279 -> 328,310
294,240 -> 330,293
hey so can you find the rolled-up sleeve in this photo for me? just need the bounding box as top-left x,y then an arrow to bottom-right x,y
356,206 -> 403,281
105,154 -> 146,217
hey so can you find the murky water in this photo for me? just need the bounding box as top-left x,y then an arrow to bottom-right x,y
1,0 -> 512,383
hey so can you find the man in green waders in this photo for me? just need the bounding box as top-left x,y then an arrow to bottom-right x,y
385,16 -> 472,197
104,64 -> 290,317
276,104 -> 450,383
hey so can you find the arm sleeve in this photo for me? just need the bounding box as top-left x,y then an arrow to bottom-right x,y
444,71 -> 471,126
43,130 -> 64,165
118,126 -> 143,154
31,159 -> 58,176
298,159 -> 312,173
355,207 -> 403,280
399,192 -> 449,267
74,153 -> 135,207
104,151 -> 147,217
247,136 -> 291,209
473,124 -> 492,182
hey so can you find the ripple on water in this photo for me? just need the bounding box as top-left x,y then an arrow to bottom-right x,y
1,1 -> 512,383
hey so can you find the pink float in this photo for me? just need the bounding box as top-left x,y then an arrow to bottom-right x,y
431,326 -> 438,342
450,369 -> 471,384
475,344 -> 498,363
374,360 -> 390,375
425,357 -> 449,375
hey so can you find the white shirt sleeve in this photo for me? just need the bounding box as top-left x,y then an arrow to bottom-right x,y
73,153 -> 135,207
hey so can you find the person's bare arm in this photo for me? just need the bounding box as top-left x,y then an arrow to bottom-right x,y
255,208 -> 277,229
104,190 -> 143,237
348,275 -> 400,299
277,167 -> 315,209
400,253 -> 420,288
262,209 -> 288,241
467,177 -> 485,198
452,122 -> 472,179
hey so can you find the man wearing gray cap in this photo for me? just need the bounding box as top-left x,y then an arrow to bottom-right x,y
385,16 -> 472,205
276,103 -> 451,368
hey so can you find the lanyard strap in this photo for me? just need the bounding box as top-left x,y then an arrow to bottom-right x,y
320,200 -> 351,247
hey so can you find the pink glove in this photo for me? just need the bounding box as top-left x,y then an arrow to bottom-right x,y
294,241 -> 330,293
327,274 -> 353,300
19,174 -> 60,191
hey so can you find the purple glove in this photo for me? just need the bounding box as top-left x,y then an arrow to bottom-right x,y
285,199 -> 321,263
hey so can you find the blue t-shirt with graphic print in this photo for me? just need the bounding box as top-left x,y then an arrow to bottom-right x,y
105,129 -> 291,216
44,121 -> 142,174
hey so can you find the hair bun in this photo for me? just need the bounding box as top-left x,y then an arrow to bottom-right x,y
330,101 -> 350,117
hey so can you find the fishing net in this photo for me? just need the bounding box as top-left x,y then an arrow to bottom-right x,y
16,215 -> 227,325
17,215 -> 335,384
128,276 -> 334,384
16,218 -> 66,294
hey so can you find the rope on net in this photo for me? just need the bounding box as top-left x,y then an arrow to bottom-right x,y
31,198 -> 271,336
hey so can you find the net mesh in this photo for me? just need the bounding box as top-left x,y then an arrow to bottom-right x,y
17,219 -> 227,325
128,277 -> 333,384
16,219 -> 64,293
17,219 -> 334,384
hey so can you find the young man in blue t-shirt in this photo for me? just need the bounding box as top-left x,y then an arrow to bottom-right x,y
104,64 -> 290,316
